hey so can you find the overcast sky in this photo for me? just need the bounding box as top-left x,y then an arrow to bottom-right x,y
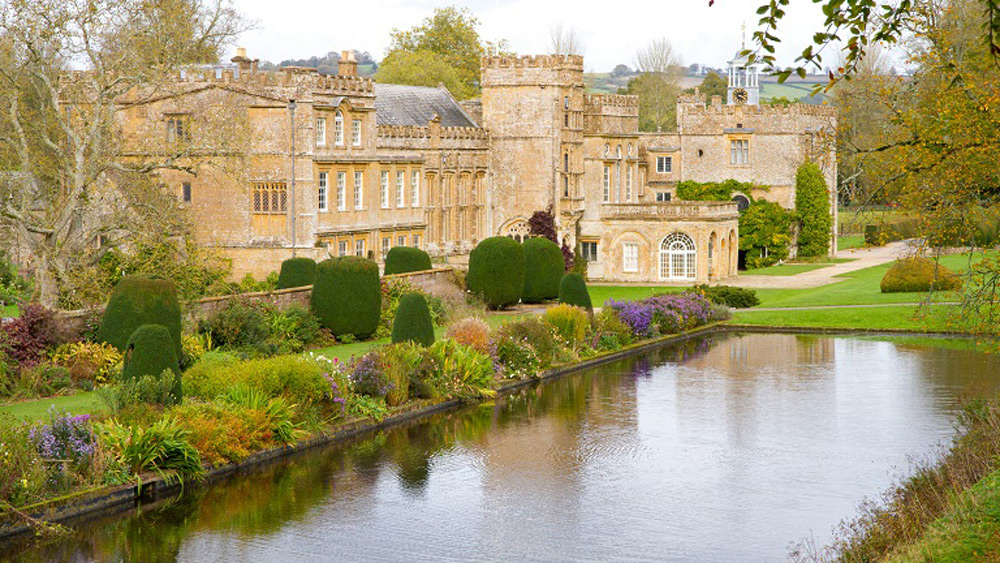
231,0 -> 833,72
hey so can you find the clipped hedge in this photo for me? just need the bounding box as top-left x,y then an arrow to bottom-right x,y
98,274 -> 182,361
121,324 -> 182,401
880,257 -> 962,293
467,236 -> 525,309
311,256 -> 381,339
693,284 -> 760,308
558,272 -> 593,313
276,257 -> 317,289
391,293 -> 435,346
521,237 -> 564,303
383,246 -> 433,275
795,162 -> 833,257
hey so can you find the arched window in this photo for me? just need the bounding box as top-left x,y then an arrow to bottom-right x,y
504,220 -> 531,243
732,194 -> 750,211
334,111 -> 344,146
659,233 -> 696,280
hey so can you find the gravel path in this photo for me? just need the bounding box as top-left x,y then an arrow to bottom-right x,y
728,241 -> 915,289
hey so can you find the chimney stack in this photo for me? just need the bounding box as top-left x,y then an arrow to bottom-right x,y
338,50 -> 358,77
231,47 -> 252,74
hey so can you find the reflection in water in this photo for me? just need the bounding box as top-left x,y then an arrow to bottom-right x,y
10,334 -> 1000,562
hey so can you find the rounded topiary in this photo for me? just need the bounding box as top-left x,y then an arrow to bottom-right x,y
121,324 -> 182,401
391,293 -> 435,346
880,257 -> 962,293
384,246 -> 433,275
558,272 -> 593,313
276,257 -> 317,289
467,236 -> 525,309
521,237 -> 565,303
311,256 -> 381,339
98,274 -> 182,361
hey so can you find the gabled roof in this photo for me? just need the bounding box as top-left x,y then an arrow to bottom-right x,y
374,83 -> 478,128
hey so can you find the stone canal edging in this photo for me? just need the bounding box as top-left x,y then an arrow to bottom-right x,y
0,321 -> 965,542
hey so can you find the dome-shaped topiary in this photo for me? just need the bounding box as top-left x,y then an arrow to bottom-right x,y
521,237 -> 564,303
558,272 -> 593,314
276,257 -> 317,289
467,236 -> 525,309
391,293 -> 435,346
880,257 -> 962,293
98,274 -> 182,361
121,324 -> 182,401
383,246 -> 433,275
311,256 -> 382,339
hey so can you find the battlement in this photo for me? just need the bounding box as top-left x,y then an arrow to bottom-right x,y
679,98 -> 836,118
173,67 -> 374,95
585,93 -> 639,110
481,54 -> 584,71
377,125 -> 489,140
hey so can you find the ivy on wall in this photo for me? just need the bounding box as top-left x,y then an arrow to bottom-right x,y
675,179 -> 765,202
794,162 -> 833,257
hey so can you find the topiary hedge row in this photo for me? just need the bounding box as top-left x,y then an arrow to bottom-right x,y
98,274 -> 182,361
521,237 -> 564,303
467,236 -> 525,310
880,257 -> 962,293
276,257 -> 317,289
311,256 -> 382,339
558,272 -> 592,314
384,246 -> 433,275
391,293 -> 436,346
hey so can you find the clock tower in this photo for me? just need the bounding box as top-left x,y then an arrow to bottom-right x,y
726,47 -> 760,106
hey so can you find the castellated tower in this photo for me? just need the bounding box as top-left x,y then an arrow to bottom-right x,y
480,55 -> 585,243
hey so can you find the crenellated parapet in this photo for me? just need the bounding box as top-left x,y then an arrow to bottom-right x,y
173,66 -> 374,95
585,93 -> 639,110
679,99 -> 836,118
376,125 -> 489,141
481,54 -> 584,70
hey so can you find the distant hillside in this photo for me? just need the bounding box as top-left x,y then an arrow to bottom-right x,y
585,71 -> 830,104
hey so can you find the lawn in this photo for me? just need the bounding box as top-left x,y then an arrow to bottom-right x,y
741,263 -> 834,276
588,285 -> 684,307
732,304 -> 955,332
0,391 -> 105,421
2,304 -> 18,318
838,234 -> 865,250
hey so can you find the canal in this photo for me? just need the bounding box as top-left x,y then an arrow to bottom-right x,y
9,332 -> 1000,561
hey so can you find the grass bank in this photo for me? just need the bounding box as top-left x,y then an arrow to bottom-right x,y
732,305 -> 954,332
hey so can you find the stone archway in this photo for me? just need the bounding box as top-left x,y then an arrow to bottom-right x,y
659,232 -> 696,281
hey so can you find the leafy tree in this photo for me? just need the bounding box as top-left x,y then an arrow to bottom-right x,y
374,51 -> 471,99
379,6 -> 509,100
739,200 -> 792,269
795,162 -> 833,257
610,64 -> 633,78
626,38 -> 684,132
698,72 -> 728,100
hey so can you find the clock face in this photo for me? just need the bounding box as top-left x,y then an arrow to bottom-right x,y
733,88 -> 749,104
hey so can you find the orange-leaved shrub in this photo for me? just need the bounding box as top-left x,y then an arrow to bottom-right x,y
445,317 -> 491,354
880,257 -> 962,293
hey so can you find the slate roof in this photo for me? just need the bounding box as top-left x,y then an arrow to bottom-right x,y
374,83 -> 478,128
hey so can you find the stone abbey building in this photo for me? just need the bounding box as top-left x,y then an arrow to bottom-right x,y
131,49 -> 835,284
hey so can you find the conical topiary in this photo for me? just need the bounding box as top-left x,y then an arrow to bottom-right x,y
310,256 -> 382,339
467,236 -> 525,309
121,324 -> 182,402
276,257 -> 317,289
391,293 -> 435,346
383,247 -> 433,275
98,274 -> 182,361
558,272 -> 593,314
521,237 -> 564,303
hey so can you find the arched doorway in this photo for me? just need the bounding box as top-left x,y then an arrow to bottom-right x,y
659,232 -> 696,281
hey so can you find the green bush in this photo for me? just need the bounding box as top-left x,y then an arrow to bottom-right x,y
521,237 -> 564,303
97,370 -> 182,413
379,342 -> 422,406
98,274 -> 182,361
693,284 -> 760,308
96,417 -> 205,483
121,324 -> 182,402
795,162 -> 833,257
183,352 -> 332,406
558,272 -> 593,313
383,246 -> 433,275
495,317 -> 557,368
276,257 -> 317,289
590,308 -> 634,351
199,300 -> 321,357
880,258 -> 963,293
311,257 -> 382,339
542,304 -> 589,346
467,237 -> 525,309
391,293 -> 435,346
740,200 -> 793,269
425,339 -> 495,399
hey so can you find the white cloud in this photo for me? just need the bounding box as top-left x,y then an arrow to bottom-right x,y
233,0 -> 831,71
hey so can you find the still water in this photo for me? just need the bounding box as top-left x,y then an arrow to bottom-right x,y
9,333 -> 1000,562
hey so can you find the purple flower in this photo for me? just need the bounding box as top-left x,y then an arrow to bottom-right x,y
29,407 -> 95,470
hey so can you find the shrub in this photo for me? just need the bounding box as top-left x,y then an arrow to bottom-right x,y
495,318 -> 558,367
607,299 -> 655,338
521,237 -> 564,303
350,352 -> 391,399
391,293 -> 436,346
0,361 -> 73,400
542,304 -> 589,346
588,309 -> 634,352
379,342 -> 422,406
169,402 -> 272,468
183,353 -> 332,406
97,371 -> 182,413
426,339 -> 496,399
0,414 -> 47,506
276,257 -> 317,289
268,305 -> 321,352
98,274 -> 182,361
198,298 -> 271,352
0,304 -> 62,368
311,257 -> 382,339
692,284 -> 760,308
96,417 -> 205,482
50,341 -> 123,386
491,337 -> 540,379
121,324 -> 182,402
383,246 -> 433,275
795,161 -> 833,257
880,258 -> 963,293
467,237 -> 525,309
740,200 -> 793,269
558,273 -> 593,313
646,293 -> 716,333
445,317 -> 491,353
220,386 -> 302,445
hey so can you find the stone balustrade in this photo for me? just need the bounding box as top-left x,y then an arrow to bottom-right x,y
600,201 -> 739,221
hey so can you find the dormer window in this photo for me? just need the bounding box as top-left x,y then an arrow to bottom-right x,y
334,111 -> 344,146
